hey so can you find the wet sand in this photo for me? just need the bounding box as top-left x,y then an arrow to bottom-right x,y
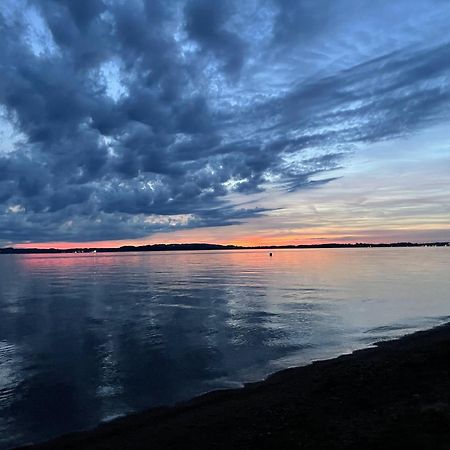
21,323 -> 450,450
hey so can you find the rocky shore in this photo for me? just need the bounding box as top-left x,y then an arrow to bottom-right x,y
21,323 -> 450,450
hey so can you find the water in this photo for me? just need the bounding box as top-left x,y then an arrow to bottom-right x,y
0,248 -> 449,448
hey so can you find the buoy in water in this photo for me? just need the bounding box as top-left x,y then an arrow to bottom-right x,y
269,252 -> 272,257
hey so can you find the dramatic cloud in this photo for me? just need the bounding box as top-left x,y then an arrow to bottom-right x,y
0,0 -> 449,244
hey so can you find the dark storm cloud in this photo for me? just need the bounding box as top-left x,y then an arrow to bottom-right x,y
261,43 -> 450,144
184,0 -> 246,76
0,0 -> 450,244
271,0 -> 336,46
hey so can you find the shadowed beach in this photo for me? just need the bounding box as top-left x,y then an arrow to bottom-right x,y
20,322 -> 450,450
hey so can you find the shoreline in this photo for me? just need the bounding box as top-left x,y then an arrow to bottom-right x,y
2,242 -> 449,255
20,322 -> 450,449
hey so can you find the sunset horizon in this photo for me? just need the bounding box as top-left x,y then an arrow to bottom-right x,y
12,236 -> 450,251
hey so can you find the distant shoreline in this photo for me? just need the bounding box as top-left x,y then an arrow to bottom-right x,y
22,322 -> 450,449
1,241 -> 449,254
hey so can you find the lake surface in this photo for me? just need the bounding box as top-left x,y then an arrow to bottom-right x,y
1,248 -> 449,448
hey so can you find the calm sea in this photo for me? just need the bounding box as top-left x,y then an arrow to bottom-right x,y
1,248 -> 449,448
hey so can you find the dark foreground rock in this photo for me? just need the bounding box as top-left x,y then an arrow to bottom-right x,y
21,323 -> 450,450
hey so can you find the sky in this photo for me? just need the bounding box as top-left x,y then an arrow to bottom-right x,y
0,0 -> 449,248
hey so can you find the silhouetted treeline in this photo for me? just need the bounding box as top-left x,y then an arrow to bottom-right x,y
0,242 -> 449,254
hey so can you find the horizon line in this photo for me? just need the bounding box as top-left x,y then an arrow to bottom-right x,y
1,241 -> 449,254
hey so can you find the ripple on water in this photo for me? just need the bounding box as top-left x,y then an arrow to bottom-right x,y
0,341 -> 22,409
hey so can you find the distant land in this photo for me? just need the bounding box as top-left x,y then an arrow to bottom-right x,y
0,242 -> 449,254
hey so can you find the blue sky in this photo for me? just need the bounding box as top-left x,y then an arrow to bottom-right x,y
0,0 -> 449,247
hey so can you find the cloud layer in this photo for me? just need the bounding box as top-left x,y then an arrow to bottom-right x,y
1,0 -> 450,244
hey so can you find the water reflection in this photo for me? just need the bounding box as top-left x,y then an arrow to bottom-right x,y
0,248 -> 449,448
